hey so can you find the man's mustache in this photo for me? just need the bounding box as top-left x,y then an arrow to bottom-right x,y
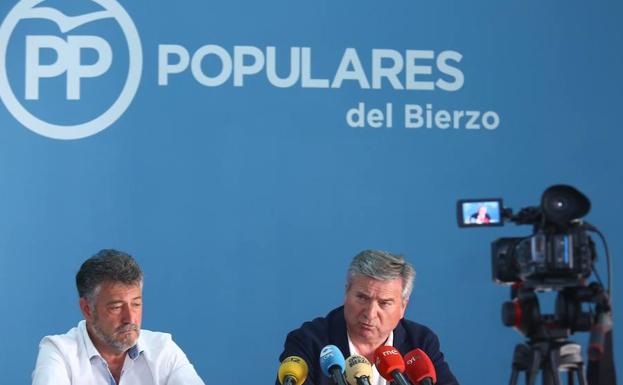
115,324 -> 139,334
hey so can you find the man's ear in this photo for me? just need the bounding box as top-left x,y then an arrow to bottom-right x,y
79,297 -> 93,320
400,298 -> 409,318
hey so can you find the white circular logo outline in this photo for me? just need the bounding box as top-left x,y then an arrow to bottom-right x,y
0,0 -> 142,140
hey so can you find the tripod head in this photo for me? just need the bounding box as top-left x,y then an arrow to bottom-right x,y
501,282 -> 609,342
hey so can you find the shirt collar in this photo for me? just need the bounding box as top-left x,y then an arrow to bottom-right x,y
79,320 -> 144,361
130,333 -> 145,360
127,344 -> 140,360
347,330 -> 394,356
347,331 -> 393,385
79,320 -> 101,360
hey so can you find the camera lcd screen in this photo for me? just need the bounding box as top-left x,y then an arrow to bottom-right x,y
457,199 -> 503,227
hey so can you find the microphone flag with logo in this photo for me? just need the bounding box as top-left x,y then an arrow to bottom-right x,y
344,354 -> 372,385
404,348 -> 437,385
374,346 -> 413,385
278,356 -> 309,385
320,345 -> 348,385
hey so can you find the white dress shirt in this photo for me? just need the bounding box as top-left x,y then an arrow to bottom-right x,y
32,320 -> 206,385
347,331 -> 393,385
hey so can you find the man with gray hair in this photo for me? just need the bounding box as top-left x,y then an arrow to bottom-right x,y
32,249 -> 206,385
276,249 -> 458,385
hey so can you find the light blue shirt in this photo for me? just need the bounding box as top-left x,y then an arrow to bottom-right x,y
32,320 -> 206,385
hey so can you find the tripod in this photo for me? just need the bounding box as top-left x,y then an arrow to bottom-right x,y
502,285 -> 603,385
508,338 -> 587,385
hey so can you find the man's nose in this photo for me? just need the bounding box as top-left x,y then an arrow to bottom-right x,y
363,301 -> 378,320
120,304 -> 135,323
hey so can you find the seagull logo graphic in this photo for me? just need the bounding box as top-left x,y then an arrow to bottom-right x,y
20,7 -> 115,33
0,0 -> 142,140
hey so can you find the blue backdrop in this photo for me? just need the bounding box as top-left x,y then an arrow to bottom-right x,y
1,1 -> 621,384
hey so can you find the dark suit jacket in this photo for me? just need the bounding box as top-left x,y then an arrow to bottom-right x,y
276,306 -> 459,385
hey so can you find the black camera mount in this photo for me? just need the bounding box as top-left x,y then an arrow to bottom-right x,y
504,282 -> 612,385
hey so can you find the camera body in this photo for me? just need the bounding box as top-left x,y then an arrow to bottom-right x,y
491,227 -> 594,288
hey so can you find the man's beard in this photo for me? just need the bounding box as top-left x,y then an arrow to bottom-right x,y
91,311 -> 140,353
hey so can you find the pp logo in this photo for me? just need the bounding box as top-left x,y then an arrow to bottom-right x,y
0,0 -> 142,140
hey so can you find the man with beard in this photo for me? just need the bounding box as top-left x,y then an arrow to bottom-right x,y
276,250 -> 459,385
32,249 -> 206,385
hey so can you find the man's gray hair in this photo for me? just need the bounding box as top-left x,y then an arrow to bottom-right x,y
346,249 -> 416,301
76,249 -> 143,306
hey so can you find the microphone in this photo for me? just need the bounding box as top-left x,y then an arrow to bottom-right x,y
344,355 -> 372,385
320,345 -> 348,385
278,356 -> 309,385
374,346 -> 413,385
404,348 -> 437,385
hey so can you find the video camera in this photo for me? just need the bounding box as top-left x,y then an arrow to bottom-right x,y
457,185 -> 615,385
457,185 -> 596,290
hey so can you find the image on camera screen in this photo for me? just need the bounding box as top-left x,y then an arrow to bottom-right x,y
457,199 -> 503,227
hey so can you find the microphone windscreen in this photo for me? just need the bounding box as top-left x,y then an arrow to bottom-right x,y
404,348 -> 437,384
278,356 -> 309,385
320,345 -> 346,377
345,355 -> 372,385
374,346 -> 405,381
